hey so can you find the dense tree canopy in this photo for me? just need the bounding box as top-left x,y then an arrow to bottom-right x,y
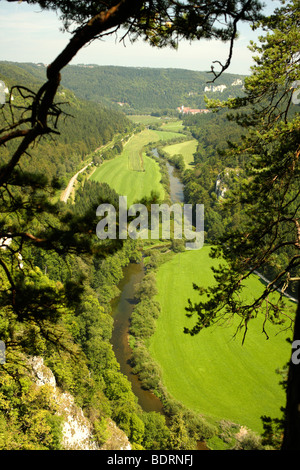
1,0 -> 264,184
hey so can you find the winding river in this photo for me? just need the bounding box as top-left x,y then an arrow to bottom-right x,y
151,147 -> 185,204
110,261 -> 164,413
110,149 -> 184,412
110,148 -> 209,449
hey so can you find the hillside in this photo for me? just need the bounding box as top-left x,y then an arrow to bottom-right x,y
0,61 -> 246,114
0,62 -> 133,185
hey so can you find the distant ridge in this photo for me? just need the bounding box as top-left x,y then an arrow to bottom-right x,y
0,61 -> 246,114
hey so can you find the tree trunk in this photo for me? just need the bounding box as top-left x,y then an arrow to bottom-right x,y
281,282 -> 300,450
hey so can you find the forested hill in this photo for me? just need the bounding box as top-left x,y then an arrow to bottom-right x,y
0,61 -> 246,114
0,62 -> 133,185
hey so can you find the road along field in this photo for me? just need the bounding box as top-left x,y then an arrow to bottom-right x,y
149,245 -> 293,434
90,128 -> 181,205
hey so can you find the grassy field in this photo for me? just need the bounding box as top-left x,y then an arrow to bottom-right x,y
163,139 -> 198,168
149,245 -> 294,434
90,128 -> 178,205
127,115 -> 183,130
159,120 -> 184,133
153,129 -> 182,142
128,115 -> 165,125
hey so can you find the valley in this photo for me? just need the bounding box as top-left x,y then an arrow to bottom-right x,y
80,113 -> 294,449
90,128 -> 178,205
1,56 -> 298,451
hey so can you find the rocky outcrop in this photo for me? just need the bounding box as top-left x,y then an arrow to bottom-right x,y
27,356 -> 131,451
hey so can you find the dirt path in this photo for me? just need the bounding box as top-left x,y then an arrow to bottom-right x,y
60,162 -> 93,203
60,132 -> 134,204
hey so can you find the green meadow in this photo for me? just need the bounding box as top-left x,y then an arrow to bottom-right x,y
163,139 -> 197,168
128,115 -> 183,131
90,128 -> 178,205
149,245 -> 294,434
90,120 -> 293,438
127,114 -> 164,125
159,120 -> 184,133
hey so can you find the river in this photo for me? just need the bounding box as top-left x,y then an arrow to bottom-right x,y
151,147 -> 185,204
111,148 -> 184,413
110,148 -> 184,413
110,261 -> 164,414
109,148 -> 209,449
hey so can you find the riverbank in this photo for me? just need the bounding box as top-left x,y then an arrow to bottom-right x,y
149,247 -> 291,433
79,118 -> 279,449
107,140 -> 217,448
90,128 -> 184,206
107,131 -> 292,449
110,261 -> 164,415
110,246 -> 215,450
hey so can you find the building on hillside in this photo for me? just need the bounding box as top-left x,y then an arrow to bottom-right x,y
232,79 -> 243,86
204,84 -> 227,93
177,105 -> 210,115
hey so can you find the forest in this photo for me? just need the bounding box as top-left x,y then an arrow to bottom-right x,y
0,61 -> 246,115
0,63 -> 133,187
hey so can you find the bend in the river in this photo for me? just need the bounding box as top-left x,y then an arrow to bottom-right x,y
110,148 -> 184,414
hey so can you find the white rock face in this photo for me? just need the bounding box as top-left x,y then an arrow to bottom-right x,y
28,356 -> 98,450
27,356 -> 131,450
28,356 -> 56,387
204,84 -> 227,93
58,392 -> 98,450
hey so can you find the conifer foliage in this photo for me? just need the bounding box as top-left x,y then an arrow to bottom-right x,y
184,0 -> 300,450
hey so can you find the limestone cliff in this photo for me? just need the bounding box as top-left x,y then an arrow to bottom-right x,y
27,356 -> 131,450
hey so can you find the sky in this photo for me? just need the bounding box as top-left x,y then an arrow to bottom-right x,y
0,0 -> 280,75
